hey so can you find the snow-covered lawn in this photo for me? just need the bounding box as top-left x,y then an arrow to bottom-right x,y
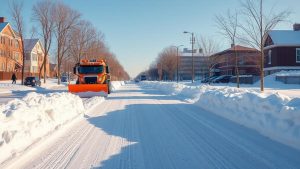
0,81 -> 124,164
0,78 -> 69,92
140,78 -> 300,150
211,71 -> 300,98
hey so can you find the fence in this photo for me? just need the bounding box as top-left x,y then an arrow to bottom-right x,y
0,71 -> 39,81
230,75 -> 260,84
276,76 -> 300,84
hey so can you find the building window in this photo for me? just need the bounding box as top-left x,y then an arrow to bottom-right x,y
1,37 -> 5,44
15,40 -> 19,48
32,53 -> 37,61
0,62 -> 4,71
297,48 -> 300,63
14,52 -> 19,60
268,50 -> 272,64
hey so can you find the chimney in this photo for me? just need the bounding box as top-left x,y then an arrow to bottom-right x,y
0,17 -> 5,23
293,23 -> 300,31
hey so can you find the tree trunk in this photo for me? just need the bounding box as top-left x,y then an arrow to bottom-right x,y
43,54 -> 46,83
21,40 -> 25,85
234,45 -> 240,88
260,46 -> 264,92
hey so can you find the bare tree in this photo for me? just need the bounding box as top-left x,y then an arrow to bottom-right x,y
157,47 -> 177,80
69,20 -> 97,63
215,10 -> 240,88
10,0 -> 26,85
53,2 -> 80,84
197,35 -> 220,79
240,0 -> 290,91
32,0 -> 54,83
198,36 -> 219,56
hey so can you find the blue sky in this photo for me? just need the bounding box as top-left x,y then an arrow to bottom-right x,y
0,0 -> 299,77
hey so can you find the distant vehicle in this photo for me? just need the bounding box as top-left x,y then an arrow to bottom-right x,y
61,76 -> 68,82
212,75 -> 232,83
140,75 -> 147,81
25,76 -> 41,87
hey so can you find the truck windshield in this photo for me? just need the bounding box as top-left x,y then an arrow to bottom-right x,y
78,66 -> 103,74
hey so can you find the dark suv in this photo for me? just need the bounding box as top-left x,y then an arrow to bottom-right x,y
25,76 -> 41,86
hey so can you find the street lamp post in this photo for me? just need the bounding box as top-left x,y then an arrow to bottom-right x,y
183,31 -> 195,83
171,45 -> 184,83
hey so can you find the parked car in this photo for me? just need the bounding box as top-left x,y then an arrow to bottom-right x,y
61,76 -> 68,82
212,75 -> 233,83
202,76 -> 219,83
25,76 -> 41,86
201,76 -> 217,83
201,77 -> 210,83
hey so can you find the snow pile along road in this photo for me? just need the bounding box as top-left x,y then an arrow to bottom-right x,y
111,81 -> 125,92
0,81 -> 124,164
0,92 -> 99,164
141,81 -> 300,149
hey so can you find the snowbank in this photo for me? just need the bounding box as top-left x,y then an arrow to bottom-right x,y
0,92 -> 104,164
276,70 -> 300,76
0,80 -> 125,163
140,81 -> 300,149
111,81 -> 125,91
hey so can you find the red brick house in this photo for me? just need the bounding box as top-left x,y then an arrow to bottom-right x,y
210,45 -> 260,76
0,17 -> 23,80
264,24 -> 300,75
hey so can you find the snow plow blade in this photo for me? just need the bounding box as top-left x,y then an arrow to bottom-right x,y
68,84 -> 108,93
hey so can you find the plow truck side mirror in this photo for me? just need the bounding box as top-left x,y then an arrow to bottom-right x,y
106,66 -> 110,73
73,67 -> 77,74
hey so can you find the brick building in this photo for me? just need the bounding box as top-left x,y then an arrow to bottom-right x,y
210,45 -> 260,76
0,17 -> 23,80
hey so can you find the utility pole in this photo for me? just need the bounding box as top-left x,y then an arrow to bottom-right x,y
184,31 -> 195,83
191,32 -> 195,83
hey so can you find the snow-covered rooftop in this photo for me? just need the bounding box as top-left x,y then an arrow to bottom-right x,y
268,30 -> 300,46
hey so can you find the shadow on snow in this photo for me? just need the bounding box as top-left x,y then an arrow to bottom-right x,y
86,87 -> 300,169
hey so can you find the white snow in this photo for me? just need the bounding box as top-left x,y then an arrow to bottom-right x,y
111,81 -> 125,91
0,81 -> 125,164
276,70 -> 300,76
3,83 -> 300,169
268,30 -> 300,46
140,80 -> 300,150
0,92 -> 84,163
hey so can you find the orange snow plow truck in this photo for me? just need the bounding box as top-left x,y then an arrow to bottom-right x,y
68,59 -> 111,94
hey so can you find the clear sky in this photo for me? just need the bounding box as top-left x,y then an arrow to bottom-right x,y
0,0 -> 299,77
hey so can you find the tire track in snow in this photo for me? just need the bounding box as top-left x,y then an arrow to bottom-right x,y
4,83 -> 300,169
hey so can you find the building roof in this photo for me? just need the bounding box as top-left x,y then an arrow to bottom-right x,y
24,39 -> 40,52
268,30 -> 300,46
0,22 -> 8,32
212,45 -> 258,56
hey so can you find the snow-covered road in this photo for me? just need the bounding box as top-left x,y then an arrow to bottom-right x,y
3,83 -> 300,169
